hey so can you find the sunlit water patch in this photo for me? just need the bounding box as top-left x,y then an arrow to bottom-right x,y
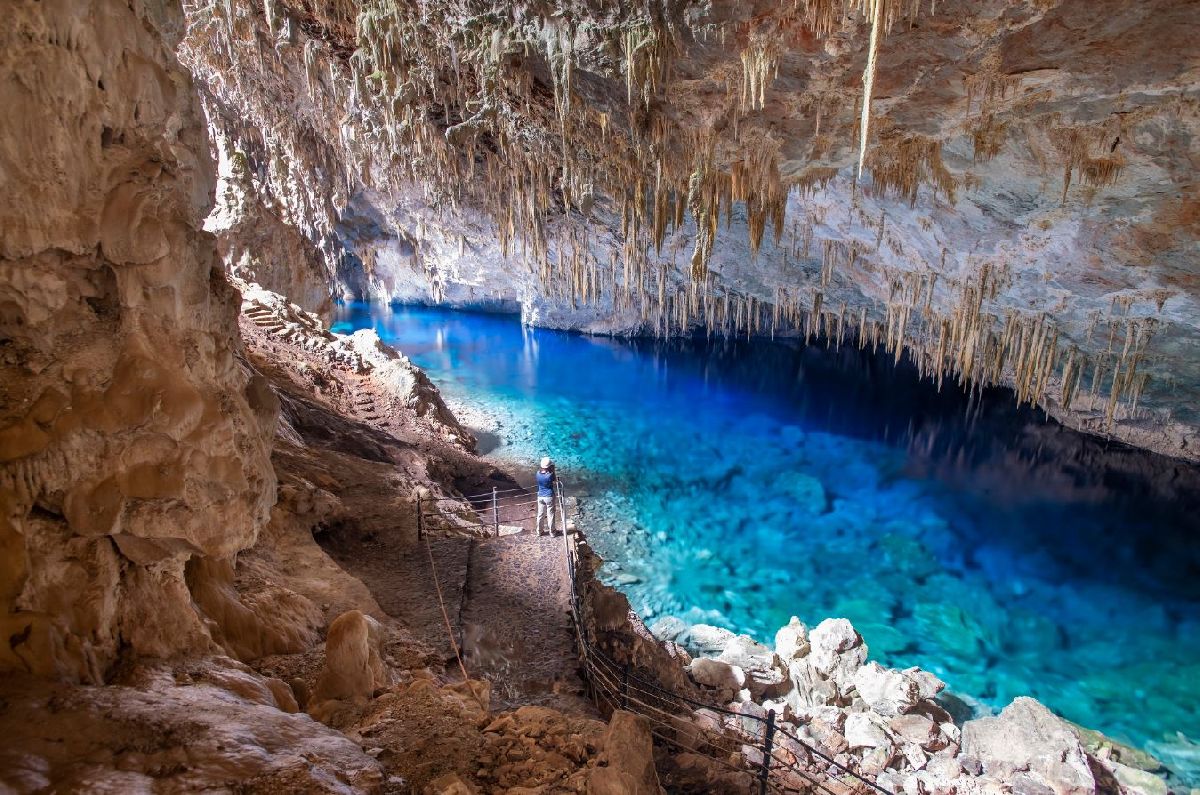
333,302 -> 1200,774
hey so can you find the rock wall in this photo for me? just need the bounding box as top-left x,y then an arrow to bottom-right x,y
0,0 -> 275,682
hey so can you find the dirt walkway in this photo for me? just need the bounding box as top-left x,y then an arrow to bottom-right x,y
320,485 -> 592,716
460,530 -> 589,713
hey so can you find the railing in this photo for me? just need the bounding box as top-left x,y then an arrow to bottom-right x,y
416,486 -> 551,538
556,484 -> 893,795
414,478 -> 892,795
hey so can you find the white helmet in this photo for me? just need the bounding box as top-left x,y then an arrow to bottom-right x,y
540,456 -> 552,469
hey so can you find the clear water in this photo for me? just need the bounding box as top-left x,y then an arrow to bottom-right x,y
333,302 -> 1200,770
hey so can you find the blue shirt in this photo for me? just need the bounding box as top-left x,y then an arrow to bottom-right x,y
536,469 -> 556,497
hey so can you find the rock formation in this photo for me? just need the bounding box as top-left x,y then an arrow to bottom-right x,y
1,0 -> 276,683
2,0 -> 1197,791
177,0 -> 1200,459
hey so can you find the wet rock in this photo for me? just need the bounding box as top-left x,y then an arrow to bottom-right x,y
1107,762 -> 1168,795
912,602 -> 987,659
962,697 -> 1095,795
778,472 -> 829,514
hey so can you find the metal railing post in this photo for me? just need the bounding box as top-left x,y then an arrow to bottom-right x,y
557,481 -> 567,537
759,709 -> 776,795
416,494 -> 423,540
492,487 -> 499,537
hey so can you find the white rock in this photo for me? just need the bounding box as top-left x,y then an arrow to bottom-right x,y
809,618 -> 867,695
774,616 -> 811,661
853,662 -> 922,717
718,635 -> 786,699
786,658 -> 838,708
845,712 -> 892,750
961,697 -> 1095,795
889,713 -> 940,747
678,624 -> 737,656
688,658 -> 745,691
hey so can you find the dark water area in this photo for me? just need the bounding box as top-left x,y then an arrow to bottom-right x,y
333,301 -> 1200,772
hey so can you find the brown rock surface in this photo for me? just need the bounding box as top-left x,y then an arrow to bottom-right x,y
0,0 -> 275,682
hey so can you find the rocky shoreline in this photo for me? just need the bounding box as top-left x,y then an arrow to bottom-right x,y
569,538 -> 1187,795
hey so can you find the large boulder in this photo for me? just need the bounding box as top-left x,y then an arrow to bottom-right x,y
809,618 -> 867,696
586,711 -> 664,794
961,697 -> 1095,795
853,662 -> 944,717
774,617 -> 811,661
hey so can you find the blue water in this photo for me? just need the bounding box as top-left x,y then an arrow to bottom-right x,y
334,302 -> 1200,770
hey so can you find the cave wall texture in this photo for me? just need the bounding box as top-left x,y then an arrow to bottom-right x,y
0,0 -> 277,681
183,0 -> 1200,460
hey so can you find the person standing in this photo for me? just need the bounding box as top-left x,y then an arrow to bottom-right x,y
535,456 -> 557,536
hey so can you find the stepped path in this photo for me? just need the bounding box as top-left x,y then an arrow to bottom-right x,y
320,482 -> 592,714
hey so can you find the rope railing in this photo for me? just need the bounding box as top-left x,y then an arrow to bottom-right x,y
416,487 -> 561,538
555,482 -> 894,795
411,474 -> 891,795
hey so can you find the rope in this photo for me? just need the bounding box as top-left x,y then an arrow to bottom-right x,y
558,482 -> 894,795
421,532 -> 488,712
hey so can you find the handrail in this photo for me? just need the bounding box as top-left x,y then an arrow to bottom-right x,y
414,476 -> 893,795
555,480 -> 894,795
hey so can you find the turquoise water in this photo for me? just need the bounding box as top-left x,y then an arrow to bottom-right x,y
334,302 -> 1200,770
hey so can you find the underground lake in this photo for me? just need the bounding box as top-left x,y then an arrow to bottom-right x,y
333,301 -> 1200,774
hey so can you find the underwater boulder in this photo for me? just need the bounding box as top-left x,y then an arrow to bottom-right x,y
776,471 -> 830,515
911,602 -> 987,659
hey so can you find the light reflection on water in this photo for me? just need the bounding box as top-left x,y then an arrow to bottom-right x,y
333,301 -> 1200,769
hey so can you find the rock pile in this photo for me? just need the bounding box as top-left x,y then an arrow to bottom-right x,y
658,615 -> 1170,795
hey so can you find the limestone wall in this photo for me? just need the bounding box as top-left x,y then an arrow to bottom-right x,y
0,0 -> 276,682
